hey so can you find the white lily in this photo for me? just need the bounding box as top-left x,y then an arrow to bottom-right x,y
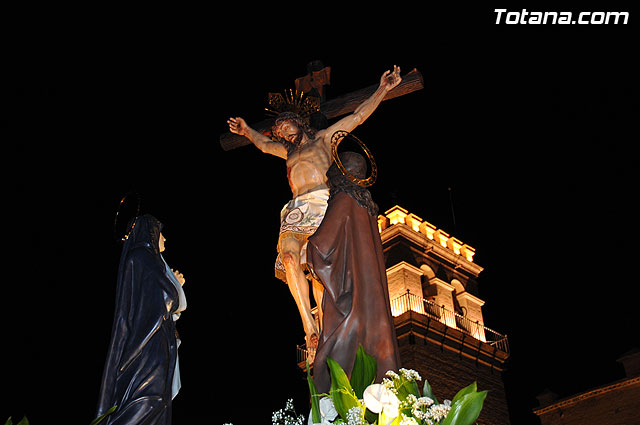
363,384 -> 400,425
308,397 -> 339,425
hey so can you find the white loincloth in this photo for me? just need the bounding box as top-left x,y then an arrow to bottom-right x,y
274,188 -> 329,282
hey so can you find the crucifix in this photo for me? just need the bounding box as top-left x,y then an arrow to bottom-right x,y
224,62 -> 423,362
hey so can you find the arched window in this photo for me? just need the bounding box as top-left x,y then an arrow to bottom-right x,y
451,279 -> 472,332
451,279 -> 465,295
419,264 -> 435,280
419,264 -> 436,298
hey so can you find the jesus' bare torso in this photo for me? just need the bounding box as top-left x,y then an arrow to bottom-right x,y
284,129 -> 332,197
227,66 -> 401,360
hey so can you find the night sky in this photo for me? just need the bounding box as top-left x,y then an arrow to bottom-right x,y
5,6 -> 638,425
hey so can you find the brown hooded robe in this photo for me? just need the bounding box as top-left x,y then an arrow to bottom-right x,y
307,154 -> 400,393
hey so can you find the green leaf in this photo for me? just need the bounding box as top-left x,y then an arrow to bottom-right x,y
4,418 -> 29,425
451,382 -> 477,406
364,407 -> 378,424
394,375 -> 420,400
307,360 -> 322,424
441,390 -> 487,425
89,405 -> 117,425
327,357 -> 360,420
350,345 -> 378,399
328,357 -> 354,393
422,379 -> 439,405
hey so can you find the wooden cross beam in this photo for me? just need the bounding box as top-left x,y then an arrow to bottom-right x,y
220,68 -> 424,151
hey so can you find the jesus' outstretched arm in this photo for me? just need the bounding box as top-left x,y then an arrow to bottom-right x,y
227,116 -> 287,159
322,65 -> 402,139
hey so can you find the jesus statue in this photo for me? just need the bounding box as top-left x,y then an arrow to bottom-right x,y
227,66 -> 401,360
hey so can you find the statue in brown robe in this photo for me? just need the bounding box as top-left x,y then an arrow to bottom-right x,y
307,152 -> 401,393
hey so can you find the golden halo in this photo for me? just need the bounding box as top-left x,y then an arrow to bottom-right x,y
265,89 -> 320,120
331,130 -> 377,187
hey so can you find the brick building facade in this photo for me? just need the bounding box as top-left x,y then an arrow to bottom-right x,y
533,350 -> 640,424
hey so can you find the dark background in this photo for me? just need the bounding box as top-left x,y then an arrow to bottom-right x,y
5,5 -> 637,424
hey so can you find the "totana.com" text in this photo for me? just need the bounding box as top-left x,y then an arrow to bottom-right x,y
494,9 -> 629,25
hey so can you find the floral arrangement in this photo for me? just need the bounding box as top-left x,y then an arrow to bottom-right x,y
303,346 -> 487,425
270,399 -> 306,425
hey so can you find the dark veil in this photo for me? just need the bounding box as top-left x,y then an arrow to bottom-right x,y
97,214 -> 180,425
119,214 -> 164,267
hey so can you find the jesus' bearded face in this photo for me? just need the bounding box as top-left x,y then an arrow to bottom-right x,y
275,121 -> 303,145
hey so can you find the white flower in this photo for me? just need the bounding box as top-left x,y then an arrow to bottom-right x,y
419,396 -> 434,407
286,399 -> 296,411
308,397 -> 339,425
399,368 -> 422,382
346,406 -> 364,425
400,394 -> 418,409
273,399 -> 305,425
381,377 -> 397,394
398,414 -> 419,425
363,384 -> 399,416
363,384 -> 400,425
385,370 -> 400,380
408,396 -> 436,420
426,400 -> 452,422
319,397 -> 338,422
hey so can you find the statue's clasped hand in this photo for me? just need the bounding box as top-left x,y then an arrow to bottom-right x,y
172,269 -> 185,286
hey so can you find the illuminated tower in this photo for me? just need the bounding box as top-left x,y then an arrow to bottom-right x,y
379,205 -> 511,425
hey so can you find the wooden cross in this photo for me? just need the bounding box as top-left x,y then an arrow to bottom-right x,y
295,60 -> 331,102
220,65 -> 424,151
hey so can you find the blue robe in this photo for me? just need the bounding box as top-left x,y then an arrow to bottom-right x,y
97,215 -> 181,425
